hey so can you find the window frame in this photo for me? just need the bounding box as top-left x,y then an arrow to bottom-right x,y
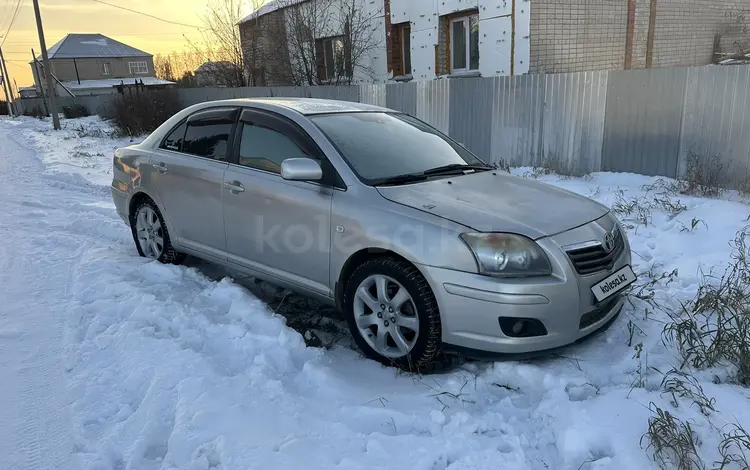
450,14 -> 479,74
230,107 -> 345,190
128,61 -> 149,74
317,35 -> 347,82
402,25 -> 412,76
158,107 -> 240,162
101,62 -> 110,76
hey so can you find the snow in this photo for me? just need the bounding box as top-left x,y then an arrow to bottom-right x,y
1,115 -> 750,470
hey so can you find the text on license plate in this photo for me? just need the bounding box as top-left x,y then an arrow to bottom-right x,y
591,265 -> 637,302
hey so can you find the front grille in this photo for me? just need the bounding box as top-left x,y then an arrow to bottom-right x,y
566,228 -> 625,275
580,295 -> 621,329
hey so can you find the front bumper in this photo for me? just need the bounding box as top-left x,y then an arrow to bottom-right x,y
420,215 -> 632,355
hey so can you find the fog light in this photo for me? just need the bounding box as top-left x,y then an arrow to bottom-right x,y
498,317 -> 548,338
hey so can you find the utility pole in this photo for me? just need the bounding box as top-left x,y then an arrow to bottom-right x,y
0,46 -> 13,116
31,0 -> 60,129
31,49 -> 49,116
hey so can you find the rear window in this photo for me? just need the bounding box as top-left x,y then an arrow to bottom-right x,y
182,118 -> 233,161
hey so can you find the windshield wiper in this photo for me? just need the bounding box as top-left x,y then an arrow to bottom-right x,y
372,173 -> 429,187
422,163 -> 493,176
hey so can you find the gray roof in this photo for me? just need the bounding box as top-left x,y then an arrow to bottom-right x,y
40,34 -> 151,60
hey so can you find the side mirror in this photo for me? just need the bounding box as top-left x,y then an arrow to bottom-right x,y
281,157 -> 323,181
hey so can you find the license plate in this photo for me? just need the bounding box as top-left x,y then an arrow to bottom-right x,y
591,265 -> 637,302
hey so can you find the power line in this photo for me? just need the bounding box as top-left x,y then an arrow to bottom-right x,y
90,0 -> 204,30
0,0 -> 24,48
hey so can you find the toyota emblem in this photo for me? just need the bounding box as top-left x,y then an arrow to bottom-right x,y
602,230 -> 616,253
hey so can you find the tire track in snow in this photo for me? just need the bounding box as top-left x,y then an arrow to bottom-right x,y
0,125 -> 84,470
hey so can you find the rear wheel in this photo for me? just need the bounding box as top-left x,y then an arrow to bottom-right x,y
344,257 -> 442,370
131,200 -> 185,265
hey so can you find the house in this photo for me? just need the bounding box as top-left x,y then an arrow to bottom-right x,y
239,0 -> 750,84
30,33 -> 174,96
194,61 -> 243,87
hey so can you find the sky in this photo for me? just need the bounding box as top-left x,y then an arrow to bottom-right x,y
1,0 -> 259,88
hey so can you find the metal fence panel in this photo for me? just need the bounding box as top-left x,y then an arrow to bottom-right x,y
602,68 -> 687,178
385,83 -> 417,115
448,77 -> 494,161
359,84 -> 386,107
679,66 -> 750,187
416,79 -> 450,134
541,71 -> 608,175
15,64 -> 750,189
491,74 -> 544,167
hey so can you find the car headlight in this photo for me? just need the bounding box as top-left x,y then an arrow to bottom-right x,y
460,233 -> 552,277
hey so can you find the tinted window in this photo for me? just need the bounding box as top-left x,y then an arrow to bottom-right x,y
310,112 -> 483,183
238,123 -> 310,173
161,122 -> 186,151
183,118 -> 233,160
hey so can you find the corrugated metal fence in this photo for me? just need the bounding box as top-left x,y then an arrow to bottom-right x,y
17,64 -> 750,185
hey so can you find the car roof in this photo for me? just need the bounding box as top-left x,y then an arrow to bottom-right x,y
201,97 -> 392,116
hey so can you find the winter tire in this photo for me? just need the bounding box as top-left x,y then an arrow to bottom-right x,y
131,199 -> 186,265
344,256 -> 442,371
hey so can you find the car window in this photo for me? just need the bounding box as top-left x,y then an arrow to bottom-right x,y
182,117 -> 233,161
310,112 -> 484,183
238,122 -> 311,174
161,121 -> 187,152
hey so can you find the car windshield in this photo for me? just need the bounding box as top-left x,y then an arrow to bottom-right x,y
310,112 -> 486,184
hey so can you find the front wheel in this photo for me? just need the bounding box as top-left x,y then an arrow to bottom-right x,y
343,257 -> 442,370
131,200 -> 185,265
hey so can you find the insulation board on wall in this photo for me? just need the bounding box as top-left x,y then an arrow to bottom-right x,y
411,27 -> 439,80
478,15 -> 512,77
437,0 -> 480,16
390,0 -> 410,24
514,0 -> 530,74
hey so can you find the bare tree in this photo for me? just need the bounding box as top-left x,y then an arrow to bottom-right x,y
153,54 -> 176,81
242,0 -> 382,86
153,51 -> 205,85
192,0 -> 249,87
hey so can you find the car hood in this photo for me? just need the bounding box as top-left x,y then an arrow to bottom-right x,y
376,171 -> 609,239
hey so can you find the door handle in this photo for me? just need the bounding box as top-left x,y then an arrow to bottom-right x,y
223,181 -> 245,194
152,162 -> 168,173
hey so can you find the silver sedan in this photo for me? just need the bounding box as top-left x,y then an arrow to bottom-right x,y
111,98 -> 635,369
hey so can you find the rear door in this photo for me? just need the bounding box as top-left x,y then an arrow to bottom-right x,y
222,108 -> 338,295
150,107 -> 239,258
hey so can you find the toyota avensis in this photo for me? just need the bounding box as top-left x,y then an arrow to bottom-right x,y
111,98 -> 636,369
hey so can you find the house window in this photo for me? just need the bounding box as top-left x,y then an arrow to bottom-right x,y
101,63 -> 110,76
316,36 -> 349,82
389,23 -> 412,77
450,14 -> 479,73
402,26 -> 412,75
128,61 -> 148,74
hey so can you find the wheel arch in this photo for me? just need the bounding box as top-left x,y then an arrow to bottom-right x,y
127,190 -> 178,243
335,248 -> 424,312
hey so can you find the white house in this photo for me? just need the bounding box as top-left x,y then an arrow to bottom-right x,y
239,0 -> 749,85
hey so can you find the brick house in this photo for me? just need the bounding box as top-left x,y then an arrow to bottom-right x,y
240,0 -> 750,84
30,34 -> 174,96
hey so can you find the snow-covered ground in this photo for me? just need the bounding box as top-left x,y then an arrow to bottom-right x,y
1,115 -> 749,470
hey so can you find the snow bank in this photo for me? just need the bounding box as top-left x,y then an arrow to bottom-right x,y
4,116 -> 749,470
11,115 -> 143,189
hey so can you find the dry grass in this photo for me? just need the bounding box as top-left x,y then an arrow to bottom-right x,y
642,403 -> 704,470
663,227 -> 750,386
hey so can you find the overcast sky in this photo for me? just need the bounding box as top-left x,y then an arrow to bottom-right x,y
1,0 -> 255,87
